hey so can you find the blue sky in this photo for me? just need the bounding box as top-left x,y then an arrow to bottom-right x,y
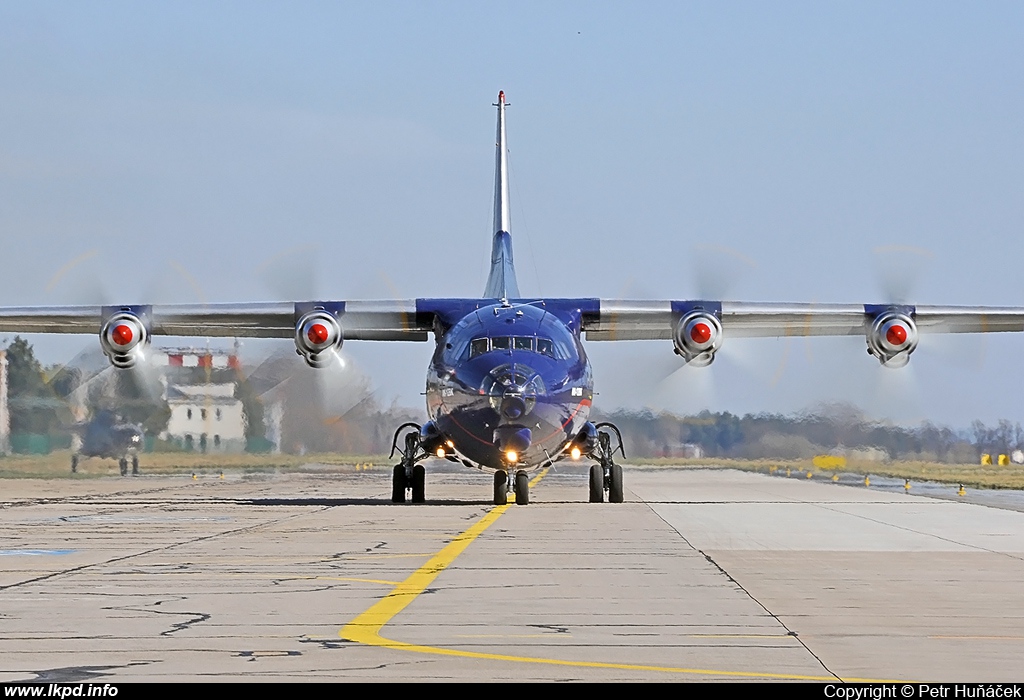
1,2 -> 1023,426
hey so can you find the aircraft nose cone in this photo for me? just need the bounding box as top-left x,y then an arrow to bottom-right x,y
500,394 -> 526,420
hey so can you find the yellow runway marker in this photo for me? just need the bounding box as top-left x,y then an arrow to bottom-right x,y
340,468 -> 900,682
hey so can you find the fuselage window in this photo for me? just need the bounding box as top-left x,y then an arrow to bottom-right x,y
491,336 -> 511,351
470,338 -> 489,358
513,337 -> 533,351
536,338 -> 554,357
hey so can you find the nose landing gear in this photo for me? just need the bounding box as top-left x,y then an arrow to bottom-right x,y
493,469 -> 530,505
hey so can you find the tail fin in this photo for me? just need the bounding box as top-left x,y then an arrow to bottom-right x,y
483,91 -> 520,300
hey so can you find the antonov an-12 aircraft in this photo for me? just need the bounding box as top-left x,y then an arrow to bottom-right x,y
4,91 -> 1024,506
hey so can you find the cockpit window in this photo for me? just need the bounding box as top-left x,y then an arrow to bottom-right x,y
468,335 -> 571,360
469,338 -> 489,358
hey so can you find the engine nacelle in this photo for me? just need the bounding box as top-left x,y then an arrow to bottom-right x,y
673,311 -> 723,367
99,312 -> 149,369
295,309 -> 343,368
867,312 -> 918,368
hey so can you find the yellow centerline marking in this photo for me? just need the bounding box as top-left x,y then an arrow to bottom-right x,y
339,468 -> 899,681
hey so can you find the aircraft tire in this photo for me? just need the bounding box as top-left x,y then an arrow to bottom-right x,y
493,470 -> 508,506
391,465 -> 407,503
411,465 -> 426,503
71,455 -> 78,474
589,464 -> 604,503
132,456 -> 139,476
119,458 -> 128,477
514,470 -> 529,505
609,464 -> 624,503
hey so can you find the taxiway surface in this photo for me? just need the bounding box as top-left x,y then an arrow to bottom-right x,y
1,466 -> 1022,682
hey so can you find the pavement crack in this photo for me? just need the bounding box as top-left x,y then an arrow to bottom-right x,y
235,650 -> 302,660
812,501 -> 1024,562
0,507 -> 331,592
300,637 -> 347,650
529,624 -> 570,634
103,604 -> 212,636
30,662 -> 152,683
646,502 -> 842,682
162,611 -> 211,636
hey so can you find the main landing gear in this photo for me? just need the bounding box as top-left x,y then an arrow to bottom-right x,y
117,455 -> 140,477
71,454 -> 139,476
390,423 -> 428,503
493,469 -> 530,506
589,423 -> 625,504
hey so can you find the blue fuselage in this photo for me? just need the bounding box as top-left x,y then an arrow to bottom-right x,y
424,301 -> 594,471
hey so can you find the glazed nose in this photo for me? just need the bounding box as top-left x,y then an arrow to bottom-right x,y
499,393 -> 526,420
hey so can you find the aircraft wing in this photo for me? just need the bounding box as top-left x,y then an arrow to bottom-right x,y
3,297 -> 1024,372
583,299 -> 1024,367
4,299 -> 1024,342
0,301 -> 430,341
583,300 -> 1024,340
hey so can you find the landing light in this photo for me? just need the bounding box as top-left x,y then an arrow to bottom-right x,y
570,446 -> 582,460
436,447 -> 446,458
505,450 -> 518,463
445,440 -> 454,449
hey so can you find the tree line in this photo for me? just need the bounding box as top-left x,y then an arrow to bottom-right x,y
592,404 -> 1018,463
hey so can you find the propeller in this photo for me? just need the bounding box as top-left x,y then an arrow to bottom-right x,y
46,256 -> 158,396
255,245 -> 322,302
40,252 -> 239,436
691,243 -> 759,301
872,245 -> 934,305
254,246 -> 389,427
641,244 -> 763,410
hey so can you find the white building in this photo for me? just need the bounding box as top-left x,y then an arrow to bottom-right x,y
162,382 -> 246,453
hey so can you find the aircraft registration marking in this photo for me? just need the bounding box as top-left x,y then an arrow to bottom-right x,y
338,469 -> 902,682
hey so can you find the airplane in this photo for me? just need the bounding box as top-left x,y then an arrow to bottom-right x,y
70,409 -> 144,476
3,90 -> 1024,505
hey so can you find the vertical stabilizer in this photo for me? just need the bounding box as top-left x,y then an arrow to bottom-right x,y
483,91 -> 520,300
